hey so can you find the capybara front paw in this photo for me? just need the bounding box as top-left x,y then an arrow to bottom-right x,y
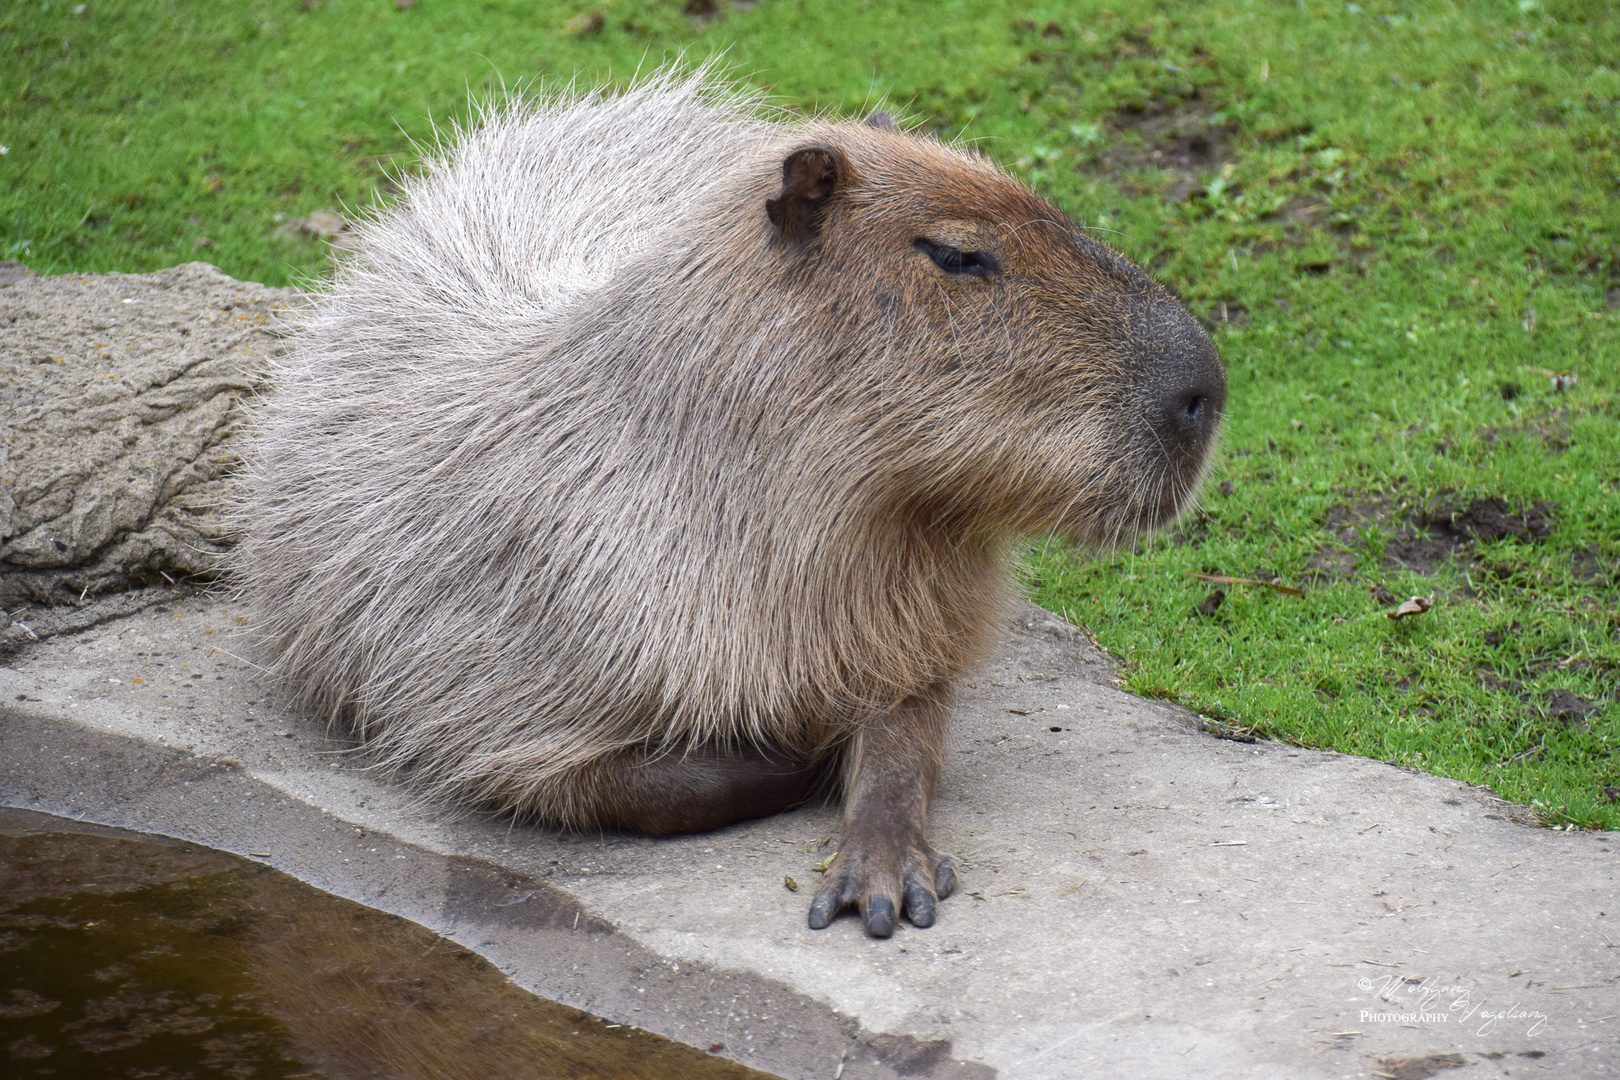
807,840 -> 957,937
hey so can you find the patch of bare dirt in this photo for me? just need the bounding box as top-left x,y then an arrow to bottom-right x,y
1305,493 -> 1560,583
1541,688 -> 1599,731
1302,493 -> 1400,582
1473,666 -> 1604,733
1085,99 -> 1237,201
1417,496 -> 1558,546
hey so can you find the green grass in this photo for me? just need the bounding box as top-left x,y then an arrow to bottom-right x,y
3,0 -> 1615,826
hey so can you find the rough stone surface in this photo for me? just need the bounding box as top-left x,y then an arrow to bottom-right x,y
2,593 -> 1614,1080
0,262 -> 300,609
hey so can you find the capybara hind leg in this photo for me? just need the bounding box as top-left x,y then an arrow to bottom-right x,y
576,745 -> 828,837
808,692 -> 956,937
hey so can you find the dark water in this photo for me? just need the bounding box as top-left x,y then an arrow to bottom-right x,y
0,810 -> 770,1080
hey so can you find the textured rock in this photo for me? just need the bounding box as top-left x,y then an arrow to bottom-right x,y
0,261 -> 301,607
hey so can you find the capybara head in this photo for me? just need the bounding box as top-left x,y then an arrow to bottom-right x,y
750,119 -> 1225,549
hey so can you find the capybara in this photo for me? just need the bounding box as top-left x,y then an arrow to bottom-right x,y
240,69 -> 1225,937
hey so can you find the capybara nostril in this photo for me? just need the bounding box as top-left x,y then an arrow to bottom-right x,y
1167,368 -> 1225,444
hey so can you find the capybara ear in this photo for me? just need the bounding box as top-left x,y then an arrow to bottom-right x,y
865,109 -> 897,131
766,144 -> 847,244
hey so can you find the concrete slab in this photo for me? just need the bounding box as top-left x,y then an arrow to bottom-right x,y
1,590 -> 1614,1079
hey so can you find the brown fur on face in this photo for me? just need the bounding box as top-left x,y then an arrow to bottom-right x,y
239,71 -> 1223,884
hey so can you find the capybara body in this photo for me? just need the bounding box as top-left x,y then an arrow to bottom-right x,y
240,70 -> 1224,936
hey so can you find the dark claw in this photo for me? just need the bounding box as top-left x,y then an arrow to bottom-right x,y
935,857 -> 957,899
808,888 -> 841,929
904,884 -> 936,927
864,896 -> 897,937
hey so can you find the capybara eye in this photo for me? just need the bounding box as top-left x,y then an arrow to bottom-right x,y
914,238 -> 1001,277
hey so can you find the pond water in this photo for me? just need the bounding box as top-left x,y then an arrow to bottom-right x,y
0,809 -> 771,1079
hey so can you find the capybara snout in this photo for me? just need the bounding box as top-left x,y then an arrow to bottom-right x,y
1131,287 -> 1228,522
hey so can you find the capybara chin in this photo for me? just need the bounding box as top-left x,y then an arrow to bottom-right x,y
239,68 -> 1225,938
